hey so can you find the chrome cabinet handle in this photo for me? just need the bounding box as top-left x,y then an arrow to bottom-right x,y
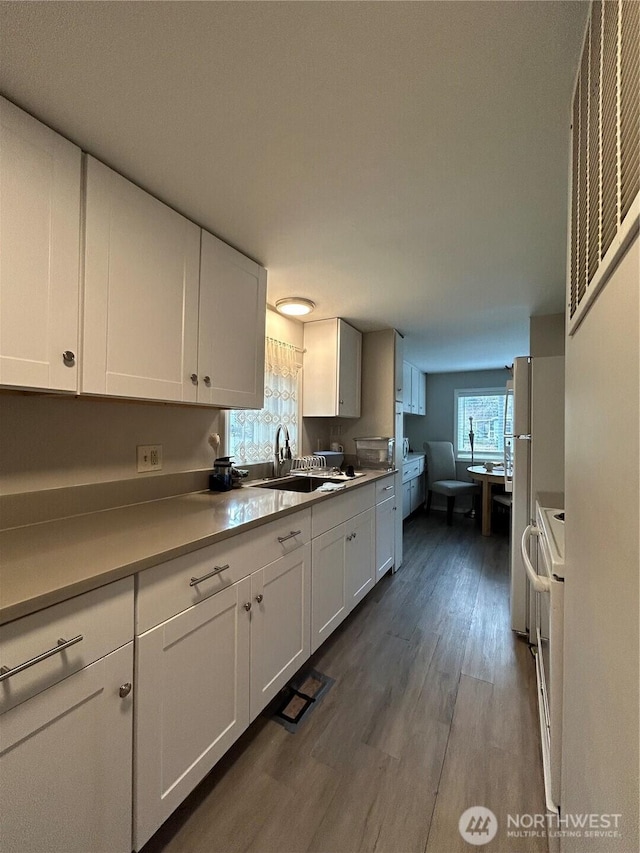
255,594 -> 264,604
190,373 -> 198,384
119,682 -> 132,698
0,635 -> 83,682
244,602 -> 252,612
62,350 -> 76,366
383,485 -> 393,491
277,530 -> 302,544
189,564 -> 230,586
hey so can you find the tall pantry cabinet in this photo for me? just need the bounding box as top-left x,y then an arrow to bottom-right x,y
0,96 -> 82,392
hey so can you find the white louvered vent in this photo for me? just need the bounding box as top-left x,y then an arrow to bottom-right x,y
569,0 -> 640,332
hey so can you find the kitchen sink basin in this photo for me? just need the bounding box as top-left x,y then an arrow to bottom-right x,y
257,476 -> 345,493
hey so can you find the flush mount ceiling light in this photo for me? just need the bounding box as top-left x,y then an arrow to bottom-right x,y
275,297 -> 315,317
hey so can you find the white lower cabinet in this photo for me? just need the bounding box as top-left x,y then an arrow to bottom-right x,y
402,456 -> 425,519
134,577 -> 251,850
0,573 -> 134,853
311,497 -> 376,653
134,518 -> 312,849
410,476 -> 424,513
311,522 -> 349,653
1,642 -> 134,853
250,544 -> 311,720
402,480 -> 412,519
376,495 -> 395,580
345,507 -> 375,610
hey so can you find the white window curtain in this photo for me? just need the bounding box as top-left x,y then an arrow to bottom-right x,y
228,338 -> 301,464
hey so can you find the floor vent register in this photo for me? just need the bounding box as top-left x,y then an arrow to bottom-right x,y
272,669 -> 334,733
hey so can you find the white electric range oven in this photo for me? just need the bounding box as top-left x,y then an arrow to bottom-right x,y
521,503 -> 565,814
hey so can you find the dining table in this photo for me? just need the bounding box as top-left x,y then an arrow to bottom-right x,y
467,465 -> 506,536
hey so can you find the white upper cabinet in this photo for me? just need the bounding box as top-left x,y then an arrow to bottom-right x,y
402,360 -> 426,415
394,331 -> 404,403
0,97 -> 81,392
402,361 -> 413,413
83,156 -> 201,403
303,318 -> 362,417
198,230 -> 266,409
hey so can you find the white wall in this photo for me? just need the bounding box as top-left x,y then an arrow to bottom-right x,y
0,393 -> 222,495
562,236 -> 639,851
530,312 -> 565,357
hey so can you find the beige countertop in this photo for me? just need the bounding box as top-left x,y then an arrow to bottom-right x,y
0,470 -> 395,626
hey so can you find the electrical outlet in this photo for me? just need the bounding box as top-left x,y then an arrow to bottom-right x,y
137,444 -> 163,473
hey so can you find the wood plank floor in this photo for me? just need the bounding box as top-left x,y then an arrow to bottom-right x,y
142,511 -> 547,853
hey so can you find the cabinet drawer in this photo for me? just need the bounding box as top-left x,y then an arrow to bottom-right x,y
375,476 -> 396,502
136,509 -> 311,633
311,484 -> 375,538
0,577 -> 133,714
402,461 -> 420,483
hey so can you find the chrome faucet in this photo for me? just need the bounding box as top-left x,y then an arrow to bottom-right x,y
274,424 -> 292,478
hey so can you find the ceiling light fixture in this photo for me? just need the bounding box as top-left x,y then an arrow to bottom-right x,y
275,297 -> 315,317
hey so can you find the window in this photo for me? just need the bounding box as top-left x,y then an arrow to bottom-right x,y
227,338 -> 301,465
454,387 -> 509,461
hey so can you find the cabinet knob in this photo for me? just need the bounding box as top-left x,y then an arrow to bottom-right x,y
243,601 -> 252,612
119,682 -> 132,698
204,376 -> 211,385
255,594 -> 264,604
190,373 -> 198,384
339,399 -> 344,405
62,350 -> 76,367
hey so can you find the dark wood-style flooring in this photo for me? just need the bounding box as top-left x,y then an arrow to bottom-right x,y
143,511 -> 547,853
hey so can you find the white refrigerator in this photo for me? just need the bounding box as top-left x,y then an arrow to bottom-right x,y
505,356 -> 565,636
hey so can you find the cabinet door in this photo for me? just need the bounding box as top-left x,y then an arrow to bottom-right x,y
337,319 -> 362,417
411,365 -> 420,414
198,230 -> 266,408
311,522 -> 347,653
417,370 -> 426,415
135,577 -> 251,850
394,331 -> 404,403
402,480 -> 412,519
250,544 -> 311,720
0,97 -> 81,392
402,361 -> 412,413
345,507 -> 375,611
410,478 -> 418,513
0,643 -> 133,853
376,496 -> 395,580
83,157 -> 200,402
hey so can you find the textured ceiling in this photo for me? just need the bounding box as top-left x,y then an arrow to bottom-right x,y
0,1 -> 589,371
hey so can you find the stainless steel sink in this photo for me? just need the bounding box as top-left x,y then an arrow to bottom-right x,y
256,476 -> 345,493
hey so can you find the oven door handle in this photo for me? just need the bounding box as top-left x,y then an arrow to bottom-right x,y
521,524 -> 551,593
